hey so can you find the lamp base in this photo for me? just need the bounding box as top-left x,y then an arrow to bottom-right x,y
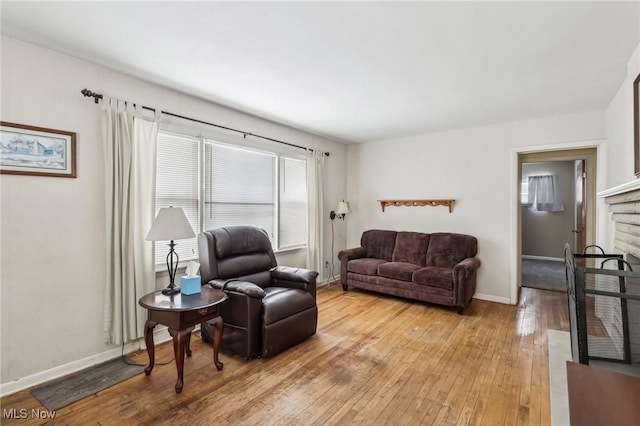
162,286 -> 181,296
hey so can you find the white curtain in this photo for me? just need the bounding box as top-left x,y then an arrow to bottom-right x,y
528,175 -> 565,212
306,149 -> 325,277
102,98 -> 158,345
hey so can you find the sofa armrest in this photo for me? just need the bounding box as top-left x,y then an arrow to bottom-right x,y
453,257 -> 481,281
453,257 -> 481,312
338,247 -> 367,262
270,266 -> 318,296
337,247 -> 367,290
207,279 -> 266,299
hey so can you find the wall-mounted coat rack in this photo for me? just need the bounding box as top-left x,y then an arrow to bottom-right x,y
377,199 -> 455,213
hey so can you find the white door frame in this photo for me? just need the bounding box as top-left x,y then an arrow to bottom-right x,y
509,139 -> 607,304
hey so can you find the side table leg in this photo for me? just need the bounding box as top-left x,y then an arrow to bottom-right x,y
185,326 -> 194,357
212,316 -> 224,371
143,320 -> 157,376
169,329 -> 187,393
168,328 -> 190,393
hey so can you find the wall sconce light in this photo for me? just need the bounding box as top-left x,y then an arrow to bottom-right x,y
330,200 -> 351,220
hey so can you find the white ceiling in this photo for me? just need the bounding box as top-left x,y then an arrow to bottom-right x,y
1,1 -> 639,143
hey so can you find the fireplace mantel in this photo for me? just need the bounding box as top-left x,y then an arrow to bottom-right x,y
598,179 -> 640,198
599,179 -> 640,261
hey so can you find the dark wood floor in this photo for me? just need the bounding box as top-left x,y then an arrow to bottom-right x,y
1,285 -> 568,425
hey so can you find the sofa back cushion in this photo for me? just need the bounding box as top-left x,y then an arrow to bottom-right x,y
425,233 -> 478,268
361,229 -> 397,261
392,232 -> 430,266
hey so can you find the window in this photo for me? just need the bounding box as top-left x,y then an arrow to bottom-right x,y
279,156 -> 307,248
526,174 -> 565,212
154,132 -> 199,265
154,131 -> 307,265
204,142 -> 276,241
521,177 -> 529,204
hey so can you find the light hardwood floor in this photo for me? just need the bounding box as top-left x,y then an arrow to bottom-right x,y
1,284 -> 568,425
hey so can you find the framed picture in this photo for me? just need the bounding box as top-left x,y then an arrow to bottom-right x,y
0,121 -> 76,178
635,73 -> 640,176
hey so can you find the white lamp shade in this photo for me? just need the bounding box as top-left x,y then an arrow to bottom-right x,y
145,207 -> 195,241
335,201 -> 351,215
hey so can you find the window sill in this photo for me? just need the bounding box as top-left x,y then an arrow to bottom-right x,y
153,248 -> 306,276
275,245 -> 307,255
154,259 -> 197,275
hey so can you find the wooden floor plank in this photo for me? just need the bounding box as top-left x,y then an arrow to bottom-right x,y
1,285 -> 568,425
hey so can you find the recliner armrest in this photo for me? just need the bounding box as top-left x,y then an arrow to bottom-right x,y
270,266 -> 318,296
207,279 -> 266,299
270,266 -> 318,283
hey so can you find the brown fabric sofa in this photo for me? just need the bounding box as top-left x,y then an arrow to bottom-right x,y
338,230 -> 480,314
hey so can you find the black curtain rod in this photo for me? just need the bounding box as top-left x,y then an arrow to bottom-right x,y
81,88 -> 329,156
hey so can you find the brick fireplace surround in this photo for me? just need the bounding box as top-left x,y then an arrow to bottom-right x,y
600,180 -> 640,363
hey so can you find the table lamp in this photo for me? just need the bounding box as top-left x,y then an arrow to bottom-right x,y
146,206 -> 196,295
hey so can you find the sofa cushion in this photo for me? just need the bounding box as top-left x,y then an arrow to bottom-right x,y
361,229 -> 397,261
392,232 -> 430,266
413,266 -> 454,290
425,233 -> 478,268
348,258 -> 388,276
377,262 -> 421,281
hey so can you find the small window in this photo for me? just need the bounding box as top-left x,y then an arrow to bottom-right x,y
521,178 -> 528,204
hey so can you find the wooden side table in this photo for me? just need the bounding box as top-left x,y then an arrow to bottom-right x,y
138,286 -> 228,393
566,361 -> 640,425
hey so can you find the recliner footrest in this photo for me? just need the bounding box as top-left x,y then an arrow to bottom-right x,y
262,287 -> 316,325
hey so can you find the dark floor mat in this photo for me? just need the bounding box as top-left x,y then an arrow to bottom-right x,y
522,258 -> 566,292
31,358 -> 145,411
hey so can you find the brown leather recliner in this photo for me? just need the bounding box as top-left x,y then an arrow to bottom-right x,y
198,226 -> 319,359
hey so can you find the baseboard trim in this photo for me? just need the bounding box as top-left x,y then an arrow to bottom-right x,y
474,293 -> 512,305
317,278 -> 340,289
0,326 -> 173,397
522,255 -> 564,262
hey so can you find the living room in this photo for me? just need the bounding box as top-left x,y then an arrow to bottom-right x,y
1,2 -> 640,424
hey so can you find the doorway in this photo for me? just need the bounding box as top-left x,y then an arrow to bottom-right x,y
517,148 -> 597,293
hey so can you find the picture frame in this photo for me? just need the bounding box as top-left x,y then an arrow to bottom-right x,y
0,121 -> 76,178
635,73 -> 640,176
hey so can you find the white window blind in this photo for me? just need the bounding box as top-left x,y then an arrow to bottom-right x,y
279,156 -> 307,248
154,130 -> 308,266
154,132 -> 199,265
204,142 -> 276,243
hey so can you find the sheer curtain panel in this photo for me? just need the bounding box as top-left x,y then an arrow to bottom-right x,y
527,174 -> 565,212
102,98 -> 158,345
306,149 -> 325,276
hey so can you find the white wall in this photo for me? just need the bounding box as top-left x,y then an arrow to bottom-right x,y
346,112 -> 605,303
0,36 -> 347,389
605,43 -> 640,188
603,42 -> 640,251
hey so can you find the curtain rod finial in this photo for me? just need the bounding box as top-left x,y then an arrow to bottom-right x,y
81,88 -> 103,104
